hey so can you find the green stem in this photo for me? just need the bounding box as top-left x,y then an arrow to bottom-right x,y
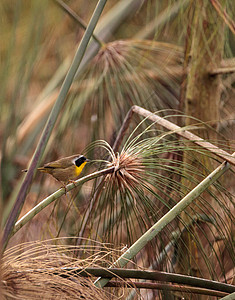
11,167 -> 114,238
54,0 -> 104,47
2,0 -> 107,252
94,159 -> 230,288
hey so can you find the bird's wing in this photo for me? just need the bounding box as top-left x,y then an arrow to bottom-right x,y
42,161 -> 65,169
46,158 -> 76,169
40,155 -> 81,169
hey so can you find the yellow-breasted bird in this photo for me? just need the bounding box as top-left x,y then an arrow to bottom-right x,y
24,154 -> 89,185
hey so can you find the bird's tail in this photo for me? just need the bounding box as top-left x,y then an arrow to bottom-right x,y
22,167 -> 47,173
37,167 -> 48,173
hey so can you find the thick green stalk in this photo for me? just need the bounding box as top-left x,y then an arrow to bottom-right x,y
54,0 -> 103,47
94,159 -> 230,288
2,0 -> 107,252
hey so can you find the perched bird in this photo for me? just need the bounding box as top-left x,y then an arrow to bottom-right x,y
24,154 -> 89,185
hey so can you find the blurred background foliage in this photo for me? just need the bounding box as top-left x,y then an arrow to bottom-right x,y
0,0 -> 235,299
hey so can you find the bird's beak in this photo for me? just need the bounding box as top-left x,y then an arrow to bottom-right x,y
86,158 -> 91,162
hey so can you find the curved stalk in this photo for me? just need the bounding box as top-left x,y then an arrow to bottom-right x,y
2,0 -> 108,252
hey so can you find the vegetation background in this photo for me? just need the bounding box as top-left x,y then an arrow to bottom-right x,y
0,0 -> 234,299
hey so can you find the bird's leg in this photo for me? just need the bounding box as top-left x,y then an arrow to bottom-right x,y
68,179 -> 77,185
62,180 -> 77,193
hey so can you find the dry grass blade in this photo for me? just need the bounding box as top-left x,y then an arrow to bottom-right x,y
2,238 -> 123,299
210,0 -> 235,35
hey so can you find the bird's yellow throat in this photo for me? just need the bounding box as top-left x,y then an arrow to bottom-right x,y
75,161 -> 87,176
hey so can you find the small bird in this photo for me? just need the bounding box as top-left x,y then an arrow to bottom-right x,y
24,154 -> 89,185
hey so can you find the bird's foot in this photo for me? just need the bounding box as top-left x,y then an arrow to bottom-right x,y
58,182 -> 68,194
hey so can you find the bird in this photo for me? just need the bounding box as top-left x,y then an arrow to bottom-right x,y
23,154 -> 89,185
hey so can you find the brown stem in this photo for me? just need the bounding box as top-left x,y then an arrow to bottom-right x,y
131,105 -> 235,166
112,107 -> 135,152
210,66 -> 235,75
107,280 -> 228,297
